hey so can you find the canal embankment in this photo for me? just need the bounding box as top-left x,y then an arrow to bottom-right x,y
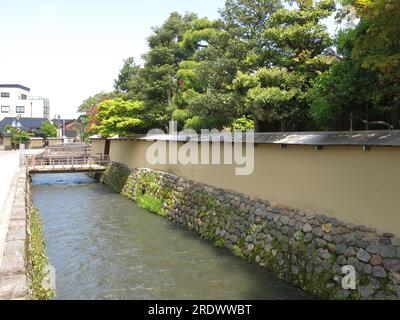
0,150 -> 53,300
31,172 -> 309,300
3,131 -> 400,300
0,166 -> 29,299
25,177 -> 54,300
0,151 -> 20,266
98,162 -> 400,300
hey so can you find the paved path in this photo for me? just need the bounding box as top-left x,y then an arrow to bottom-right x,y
0,166 -> 29,299
0,149 -> 44,299
0,151 -> 20,268
0,149 -> 42,260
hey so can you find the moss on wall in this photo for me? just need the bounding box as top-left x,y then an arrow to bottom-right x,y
102,162 -> 132,193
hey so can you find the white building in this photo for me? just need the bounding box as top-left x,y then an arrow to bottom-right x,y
0,84 -> 50,121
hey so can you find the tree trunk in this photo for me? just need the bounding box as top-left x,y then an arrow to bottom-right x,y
391,107 -> 400,129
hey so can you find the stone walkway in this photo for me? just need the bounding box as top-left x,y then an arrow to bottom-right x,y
0,151 -> 29,299
0,151 -> 20,267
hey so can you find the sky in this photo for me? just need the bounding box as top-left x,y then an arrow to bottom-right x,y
0,0 -> 336,119
0,0 -> 226,119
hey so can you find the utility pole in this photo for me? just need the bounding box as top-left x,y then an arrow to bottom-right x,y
350,113 -> 353,131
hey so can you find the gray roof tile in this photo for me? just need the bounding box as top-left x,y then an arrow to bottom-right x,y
0,117 -> 47,134
129,130 -> 400,147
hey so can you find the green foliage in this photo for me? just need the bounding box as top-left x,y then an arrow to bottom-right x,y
310,25 -> 396,130
229,116 -> 255,131
234,67 -> 306,124
78,91 -> 116,137
5,126 -> 31,145
78,91 -> 116,113
198,211 -> 209,219
117,169 -> 171,217
351,0 -> 400,81
136,172 -> 160,195
92,98 -> 145,137
172,108 -> 191,128
214,239 -> 225,248
202,230 -> 216,241
26,207 -> 55,300
232,0 -> 336,130
221,0 -> 284,71
232,245 -> 246,259
79,0 -> 397,132
121,12 -> 199,129
137,194 -> 163,214
180,18 -> 223,51
206,197 -> 217,210
103,162 -> 131,193
185,114 -> 230,132
39,120 -> 57,138
114,57 -> 140,93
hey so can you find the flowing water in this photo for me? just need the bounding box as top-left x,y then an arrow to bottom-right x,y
31,173 -> 310,300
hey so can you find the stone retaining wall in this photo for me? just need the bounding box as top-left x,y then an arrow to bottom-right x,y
102,162 -> 400,300
0,168 -> 29,300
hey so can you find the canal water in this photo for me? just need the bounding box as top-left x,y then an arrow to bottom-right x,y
31,173 -> 310,300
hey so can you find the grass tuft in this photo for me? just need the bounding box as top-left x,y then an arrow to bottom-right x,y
26,207 -> 55,300
137,195 -> 163,214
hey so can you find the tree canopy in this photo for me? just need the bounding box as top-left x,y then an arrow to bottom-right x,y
78,0 -> 400,136
310,0 -> 400,130
39,120 -> 58,138
91,98 -> 145,137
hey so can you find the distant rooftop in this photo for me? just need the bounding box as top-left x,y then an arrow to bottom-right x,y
0,117 -> 47,134
0,84 -> 30,92
96,130 -> 400,147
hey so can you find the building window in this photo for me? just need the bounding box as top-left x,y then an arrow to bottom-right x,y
1,106 -> 10,113
20,94 -> 27,100
16,106 -> 25,113
1,92 -> 10,98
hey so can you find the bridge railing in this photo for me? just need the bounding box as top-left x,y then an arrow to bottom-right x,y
26,154 -> 110,171
42,144 -> 92,156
